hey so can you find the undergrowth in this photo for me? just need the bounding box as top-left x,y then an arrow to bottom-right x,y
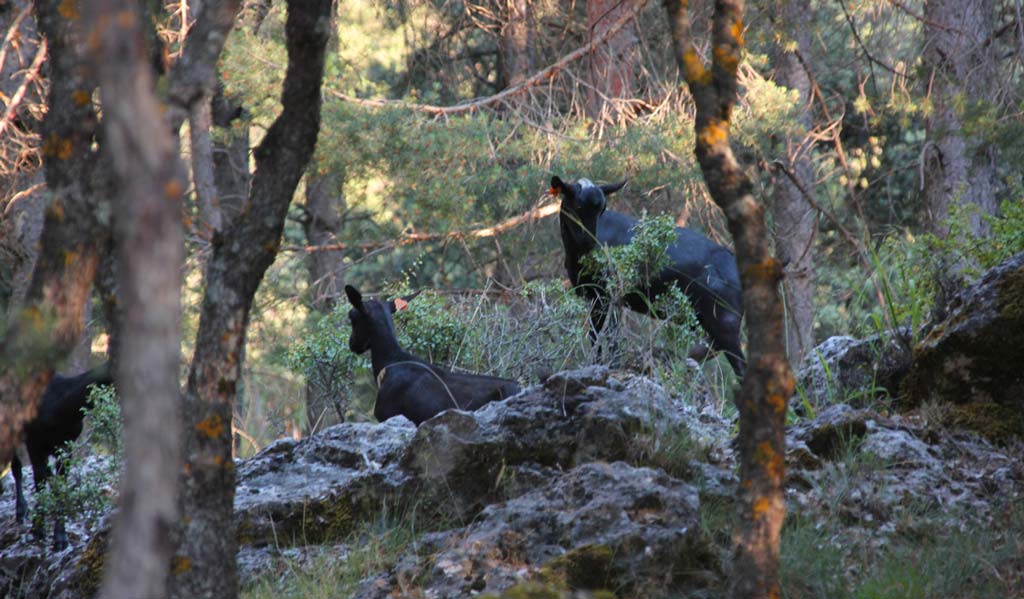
31,383 -> 122,540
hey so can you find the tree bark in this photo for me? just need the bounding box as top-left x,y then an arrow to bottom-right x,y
84,0 -> 187,596
767,0 -> 815,364
586,0 -> 639,122
169,1 -> 331,596
922,0 -> 1000,237
190,95 -> 223,233
0,0 -> 109,463
498,0 -> 533,88
665,1 -> 794,598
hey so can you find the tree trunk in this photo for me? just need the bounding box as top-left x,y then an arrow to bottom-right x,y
169,2 -> 331,596
85,0 -> 187,596
211,85 -> 250,224
586,0 -> 639,122
190,95 -> 222,233
767,0 -> 816,364
922,0 -> 1000,237
498,0 -> 533,88
0,0 -> 110,463
665,1 -> 794,598
303,170 -> 347,432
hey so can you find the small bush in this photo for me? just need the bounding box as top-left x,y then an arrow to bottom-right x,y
31,383 -> 122,538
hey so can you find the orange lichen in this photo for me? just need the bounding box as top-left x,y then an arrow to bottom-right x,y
164,179 -> 184,199
195,414 -> 226,439
58,0 -> 79,20
752,496 -> 770,518
682,48 -> 711,86
729,19 -> 745,46
766,393 -> 786,414
713,45 -> 740,73
63,250 -> 77,267
743,258 -> 781,284
43,134 -> 73,160
72,90 -> 91,107
755,441 -> 785,479
698,119 -> 729,148
171,555 -> 192,575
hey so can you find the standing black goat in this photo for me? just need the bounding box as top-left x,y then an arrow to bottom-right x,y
345,285 -> 521,425
5,362 -> 114,551
552,175 -> 746,377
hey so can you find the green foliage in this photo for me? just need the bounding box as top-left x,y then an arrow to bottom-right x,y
31,384 -> 122,537
582,214 -> 677,300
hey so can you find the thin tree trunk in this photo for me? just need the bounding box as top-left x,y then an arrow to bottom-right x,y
586,0 -> 639,122
768,0 -> 815,363
498,0 -> 533,88
85,0 -> 187,595
191,94 -> 223,233
0,0 -> 110,463
169,2 -> 331,596
922,0 -> 1000,237
665,1 -> 794,598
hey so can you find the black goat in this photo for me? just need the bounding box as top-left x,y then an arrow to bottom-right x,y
6,362 -> 114,551
552,175 -> 746,377
345,285 -> 521,425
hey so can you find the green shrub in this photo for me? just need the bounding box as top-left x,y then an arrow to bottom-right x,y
32,383 -> 122,537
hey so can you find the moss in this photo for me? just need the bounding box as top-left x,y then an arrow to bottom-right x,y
997,266 -> 1024,321
537,544 -> 617,591
75,528 -> 110,597
947,403 -> 1024,445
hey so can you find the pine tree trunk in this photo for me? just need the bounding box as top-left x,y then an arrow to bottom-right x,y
922,0 -> 1000,237
767,0 -> 816,363
586,0 -> 638,122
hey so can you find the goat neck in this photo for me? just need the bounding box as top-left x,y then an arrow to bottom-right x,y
366,309 -> 420,380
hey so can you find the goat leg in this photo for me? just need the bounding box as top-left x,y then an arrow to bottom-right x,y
12,455 -> 27,523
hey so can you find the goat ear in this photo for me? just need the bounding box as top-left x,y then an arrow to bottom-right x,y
600,180 -> 626,196
344,285 -> 363,309
388,289 -> 423,313
550,176 -> 566,196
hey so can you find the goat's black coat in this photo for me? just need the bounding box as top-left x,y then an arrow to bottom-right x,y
552,175 -> 746,376
5,362 -> 113,551
345,285 -> 521,425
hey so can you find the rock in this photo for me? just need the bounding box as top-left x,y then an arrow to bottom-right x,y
795,331 -> 911,412
234,418 -> 416,547
352,462 -> 717,599
903,251 -> 1024,440
403,367 -> 698,517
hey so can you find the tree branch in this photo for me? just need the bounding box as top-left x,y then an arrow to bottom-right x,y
327,0 -> 648,115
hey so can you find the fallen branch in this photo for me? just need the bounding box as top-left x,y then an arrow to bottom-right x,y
326,0 -> 648,116
281,201 -> 560,254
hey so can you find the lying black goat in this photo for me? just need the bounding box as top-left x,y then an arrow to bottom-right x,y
5,362 -> 114,551
345,285 -> 521,425
552,175 -> 746,377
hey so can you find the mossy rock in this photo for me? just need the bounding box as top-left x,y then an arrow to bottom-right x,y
75,528 -> 110,597
537,544 -> 617,591
902,252 -> 1024,417
946,403 -> 1024,446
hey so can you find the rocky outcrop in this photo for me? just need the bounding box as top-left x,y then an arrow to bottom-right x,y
903,251 -> 1024,441
355,462 -> 715,599
4,364 -> 1023,599
794,331 -> 912,413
